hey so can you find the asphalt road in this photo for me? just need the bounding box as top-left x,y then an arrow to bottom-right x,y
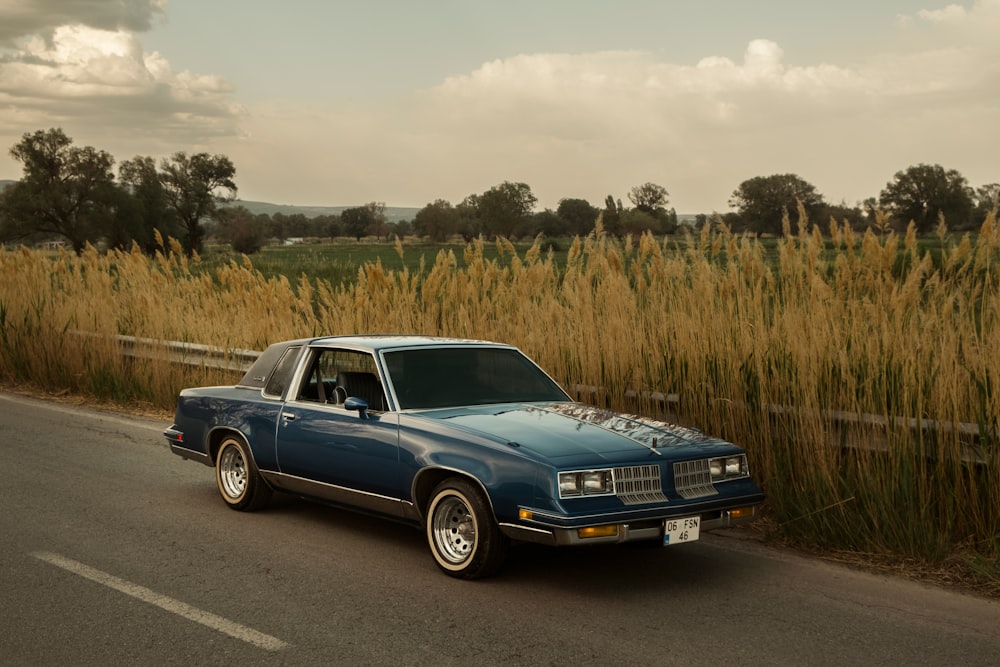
2,392 -> 998,666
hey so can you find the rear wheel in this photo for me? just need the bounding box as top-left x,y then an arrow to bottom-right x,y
426,478 -> 508,579
215,436 -> 271,511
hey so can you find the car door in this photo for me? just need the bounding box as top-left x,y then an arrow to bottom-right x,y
274,347 -> 403,515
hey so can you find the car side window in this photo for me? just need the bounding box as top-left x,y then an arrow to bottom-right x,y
263,346 -> 302,398
294,348 -> 387,411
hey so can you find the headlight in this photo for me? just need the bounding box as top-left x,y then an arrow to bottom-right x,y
709,455 -> 748,481
558,469 -> 614,498
725,456 -> 745,476
559,472 -> 582,497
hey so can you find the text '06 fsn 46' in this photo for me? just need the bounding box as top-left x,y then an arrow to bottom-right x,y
164,336 -> 765,579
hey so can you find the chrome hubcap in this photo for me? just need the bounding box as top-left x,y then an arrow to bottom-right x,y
432,495 -> 476,564
219,446 -> 247,499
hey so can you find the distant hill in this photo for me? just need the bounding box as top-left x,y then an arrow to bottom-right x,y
227,199 -> 420,223
0,185 -> 419,222
0,184 -> 698,224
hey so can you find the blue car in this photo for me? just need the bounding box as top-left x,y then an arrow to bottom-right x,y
164,336 -> 764,578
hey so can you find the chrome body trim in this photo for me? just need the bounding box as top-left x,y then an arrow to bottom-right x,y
673,458 -> 719,499
258,470 -> 417,520
615,464 -> 670,505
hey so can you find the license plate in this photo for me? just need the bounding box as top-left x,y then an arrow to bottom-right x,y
663,516 -> 700,545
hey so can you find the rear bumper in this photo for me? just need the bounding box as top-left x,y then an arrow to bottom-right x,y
163,425 -> 212,465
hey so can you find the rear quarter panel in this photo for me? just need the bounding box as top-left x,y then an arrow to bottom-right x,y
172,386 -> 283,470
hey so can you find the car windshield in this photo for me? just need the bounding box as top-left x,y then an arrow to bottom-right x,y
384,347 -> 570,410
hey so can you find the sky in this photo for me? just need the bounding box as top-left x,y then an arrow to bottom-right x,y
0,0 -> 998,214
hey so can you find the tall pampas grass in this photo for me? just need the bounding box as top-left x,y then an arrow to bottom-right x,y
1,212 -> 997,588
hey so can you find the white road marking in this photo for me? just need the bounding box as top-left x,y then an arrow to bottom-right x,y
32,552 -> 288,651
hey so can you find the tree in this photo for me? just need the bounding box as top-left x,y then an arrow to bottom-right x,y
103,186 -> 149,251
879,164 -> 974,233
455,197 -> 482,242
659,207 -> 679,235
215,205 -> 263,254
3,128 -> 116,253
627,182 -> 669,214
312,213 -> 342,239
390,219 -> 412,239
729,173 -> 824,235
556,198 -> 600,236
414,199 -> 459,242
626,182 -> 678,233
118,155 -> 178,252
619,209 -> 658,238
531,209 -> 563,238
725,211 -> 746,230
281,213 -> 311,237
365,201 -> 388,240
601,195 -> 623,236
974,183 -> 999,224
342,206 -> 374,240
476,181 -> 537,239
824,201 -> 866,233
158,152 -> 237,255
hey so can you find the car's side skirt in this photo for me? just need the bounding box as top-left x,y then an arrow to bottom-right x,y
258,471 -> 420,522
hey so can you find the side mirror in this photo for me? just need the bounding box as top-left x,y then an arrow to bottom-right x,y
344,396 -> 370,418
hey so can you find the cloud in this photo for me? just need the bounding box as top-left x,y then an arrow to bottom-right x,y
0,2 -> 242,159
221,41 -> 869,210
2,1 -> 998,214
917,3 -> 970,23
419,40 -> 863,160
877,1 -> 1000,102
215,0 -> 1000,213
373,3 -> 997,211
899,0 -> 1000,35
413,39 -> 874,177
0,0 -> 166,48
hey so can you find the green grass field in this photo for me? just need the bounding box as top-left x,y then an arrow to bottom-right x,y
194,238 -> 571,286
194,231 -> 971,287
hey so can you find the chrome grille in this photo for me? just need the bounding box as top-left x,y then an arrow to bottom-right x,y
673,459 -> 718,499
613,464 -> 669,505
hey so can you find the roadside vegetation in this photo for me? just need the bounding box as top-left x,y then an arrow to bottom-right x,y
2,129 -> 998,258
2,127 -> 998,592
1,210 -> 998,594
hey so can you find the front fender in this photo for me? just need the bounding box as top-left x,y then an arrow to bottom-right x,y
401,425 -> 548,523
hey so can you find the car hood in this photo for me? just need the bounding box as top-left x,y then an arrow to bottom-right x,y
424,402 -> 738,464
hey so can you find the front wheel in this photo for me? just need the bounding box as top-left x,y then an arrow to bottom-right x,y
426,478 -> 508,579
215,436 -> 272,511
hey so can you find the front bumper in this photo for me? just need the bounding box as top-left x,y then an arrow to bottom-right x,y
499,502 -> 761,547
